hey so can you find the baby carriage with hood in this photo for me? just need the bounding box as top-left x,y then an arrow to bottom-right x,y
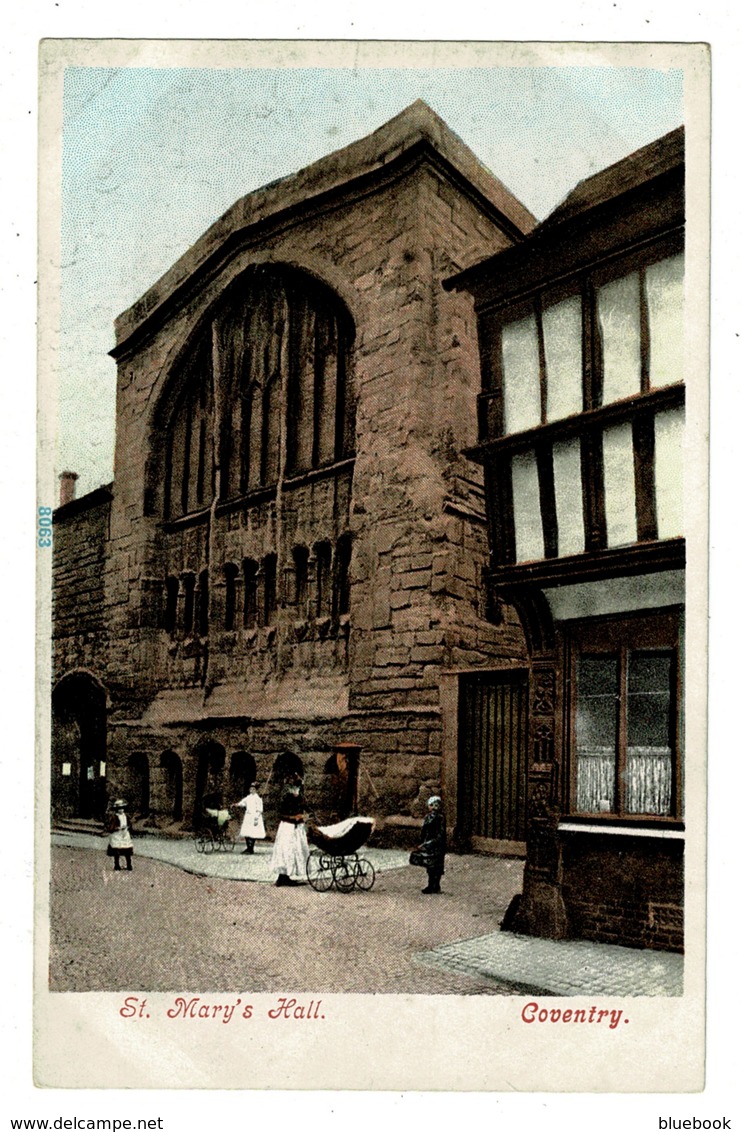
305,816 -> 376,892
193,802 -> 237,854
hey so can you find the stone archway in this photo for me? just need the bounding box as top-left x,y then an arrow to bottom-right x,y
272,750 -> 304,783
160,750 -> 183,822
51,672 -> 107,821
193,741 -> 226,823
228,750 -> 257,803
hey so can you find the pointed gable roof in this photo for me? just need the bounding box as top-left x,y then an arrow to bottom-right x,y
538,125 -> 684,232
113,100 -> 535,355
445,125 -> 685,298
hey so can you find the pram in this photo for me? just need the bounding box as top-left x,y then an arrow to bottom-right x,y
305,816 -> 376,892
193,806 -> 236,854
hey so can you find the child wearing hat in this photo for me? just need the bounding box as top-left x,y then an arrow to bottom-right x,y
106,799 -> 134,871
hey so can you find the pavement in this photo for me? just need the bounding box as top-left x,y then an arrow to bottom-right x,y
50,830 -> 683,997
416,928 -> 683,997
51,829 -> 411,883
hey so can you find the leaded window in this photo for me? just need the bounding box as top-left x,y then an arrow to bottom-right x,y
161,265 -> 354,521
479,241 -> 685,567
570,612 -> 681,819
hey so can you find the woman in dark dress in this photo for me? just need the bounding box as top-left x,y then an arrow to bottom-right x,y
270,772 -> 310,886
416,795 -> 446,894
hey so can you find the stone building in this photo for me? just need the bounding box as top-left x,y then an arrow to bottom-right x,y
52,101 -> 536,837
446,127 -> 686,950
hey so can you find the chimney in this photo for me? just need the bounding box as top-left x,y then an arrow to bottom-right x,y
59,471 -> 79,507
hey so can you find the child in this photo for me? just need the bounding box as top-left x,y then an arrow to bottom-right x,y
415,795 -> 446,894
106,799 -> 134,871
236,783 -> 266,854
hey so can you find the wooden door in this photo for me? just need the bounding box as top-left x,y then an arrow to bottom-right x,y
459,671 -> 528,850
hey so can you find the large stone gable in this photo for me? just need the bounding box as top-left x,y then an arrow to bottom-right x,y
53,103 -> 533,835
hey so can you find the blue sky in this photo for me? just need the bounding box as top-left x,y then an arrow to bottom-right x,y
59,64 -> 684,494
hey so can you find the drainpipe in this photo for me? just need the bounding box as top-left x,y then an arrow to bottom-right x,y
203,321 -> 227,689
274,292 -> 291,612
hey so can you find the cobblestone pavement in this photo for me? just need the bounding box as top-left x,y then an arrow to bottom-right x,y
48,837 -> 683,998
48,842 -> 525,995
417,929 -> 683,997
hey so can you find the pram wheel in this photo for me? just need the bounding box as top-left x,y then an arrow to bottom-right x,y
194,829 -> 214,854
334,858 -> 357,893
354,858 -> 376,890
307,851 -> 334,892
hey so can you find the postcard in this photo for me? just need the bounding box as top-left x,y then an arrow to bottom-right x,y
35,38 -> 709,1091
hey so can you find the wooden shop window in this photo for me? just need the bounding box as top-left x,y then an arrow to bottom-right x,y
569,610 -> 682,820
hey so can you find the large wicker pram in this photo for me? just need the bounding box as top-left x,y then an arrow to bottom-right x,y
305,816 -> 376,892
193,806 -> 237,854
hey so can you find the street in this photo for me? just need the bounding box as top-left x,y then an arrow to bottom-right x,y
49,845 -> 524,995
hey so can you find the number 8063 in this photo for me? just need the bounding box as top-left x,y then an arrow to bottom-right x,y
38,506 -> 52,548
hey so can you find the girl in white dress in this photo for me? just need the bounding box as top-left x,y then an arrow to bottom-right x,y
236,783 -> 266,854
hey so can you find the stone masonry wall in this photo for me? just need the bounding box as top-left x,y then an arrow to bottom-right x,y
56,130 -> 531,831
52,494 -> 111,683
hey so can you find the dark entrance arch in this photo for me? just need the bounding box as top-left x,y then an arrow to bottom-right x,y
193,741 -> 226,820
51,672 -> 107,820
229,751 -> 257,801
272,750 -> 304,783
160,750 -> 183,822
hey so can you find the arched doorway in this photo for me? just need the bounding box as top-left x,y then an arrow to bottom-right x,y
51,672 -> 107,820
160,750 -> 183,822
229,750 -> 257,802
272,750 -> 304,784
193,741 -> 226,820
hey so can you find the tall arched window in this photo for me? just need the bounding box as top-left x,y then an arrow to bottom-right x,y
162,337 -> 214,521
160,265 -> 354,520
